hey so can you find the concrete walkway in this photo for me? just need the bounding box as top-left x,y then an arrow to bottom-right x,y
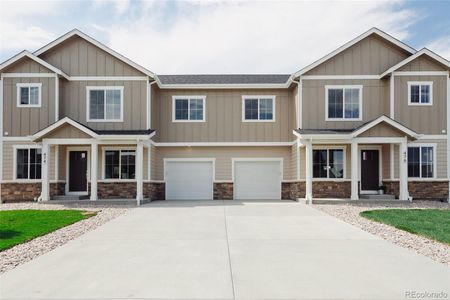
1,201 -> 449,299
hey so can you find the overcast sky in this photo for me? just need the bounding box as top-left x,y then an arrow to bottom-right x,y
0,0 -> 449,74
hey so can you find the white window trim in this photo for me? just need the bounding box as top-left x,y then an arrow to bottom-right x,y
171,96 -> 206,122
312,146 -> 347,180
242,95 -> 276,122
13,145 -> 42,181
325,85 -> 363,121
16,83 -> 42,108
102,146 -> 137,181
407,81 -> 433,106
407,143 -> 437,179
86,86 -> 124,122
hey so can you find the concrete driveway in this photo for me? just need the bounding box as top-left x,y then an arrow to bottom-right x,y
1,201 -> 449,300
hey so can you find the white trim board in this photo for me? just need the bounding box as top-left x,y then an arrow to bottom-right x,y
31,117 -> 99,141
0,50 -> 69,79
16,83 -> 42,108
380,48 -> 450,78
33,29 -> 155,77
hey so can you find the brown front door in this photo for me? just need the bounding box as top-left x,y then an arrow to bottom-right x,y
360,150 -> 379,191
69,151 -> 87,192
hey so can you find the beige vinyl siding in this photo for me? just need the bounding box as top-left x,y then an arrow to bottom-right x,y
394,75 -> 447,134
154,146 -> 293,181
152,89 -> 296,142
42,124 -> 92,139
290,143 -> 299,180
305,34 -> 410,75
3,77 -> 56,136
2,57 -> 53,73
58,145 -> 67,181
39,36 -> 145,76
302,79 -> 389,130
60,80 -> 147,130
358,123 -> 405,137
398,56 -> 448,72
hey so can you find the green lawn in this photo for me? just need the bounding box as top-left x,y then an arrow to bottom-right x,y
360,209 -> 450,245
0,210 -> 96,251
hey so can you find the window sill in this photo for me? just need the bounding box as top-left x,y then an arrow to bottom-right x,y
87,119 -> 124,123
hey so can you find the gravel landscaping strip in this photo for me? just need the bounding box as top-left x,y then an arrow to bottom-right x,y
314,200 -> 450,266
0,203 -> 129,273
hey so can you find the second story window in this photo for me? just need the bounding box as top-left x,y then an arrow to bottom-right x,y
17,83 -> 41,107
172,96 -> 206,122
242,96 -> 275,122
326,86 -> 362,121
87,86 -> 124,122
408,82 -> 432,105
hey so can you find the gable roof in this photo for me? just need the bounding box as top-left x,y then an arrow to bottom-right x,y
380,48 -> 450,77
33,29 -> 155,78
157,74 -> 291,87
294,115 -> 420,139
293,28 -> 416,78
31,117 -> 156,141
0,50 -> 69,79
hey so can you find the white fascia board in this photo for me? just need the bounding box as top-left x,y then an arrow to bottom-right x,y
0,50 -> 69,79
33,29 -> 155,78
31,117 -> 99,141
380,48 -> 450,78
351,115 -> 419,138
293,28 -> 416,78
157,83 -> 290,89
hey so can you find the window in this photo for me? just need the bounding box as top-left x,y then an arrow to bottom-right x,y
104,149 -> 136,179
17,83 -> 41,107
408,82 -> 433,105
326,86 -> 362,120
172,96 -> 205,122
408,146 -> 434,178
15,147 -> 42,179
87,87 -> 123,122
313,148 -> 344,179
242,96 -> 275,121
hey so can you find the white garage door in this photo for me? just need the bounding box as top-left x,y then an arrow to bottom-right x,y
165,161 -> 213,200
234,160 -> 282,200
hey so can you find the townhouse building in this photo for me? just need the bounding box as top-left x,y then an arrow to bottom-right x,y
1,28 -> 449,203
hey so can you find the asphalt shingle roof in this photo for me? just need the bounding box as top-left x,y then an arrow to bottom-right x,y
157,74 -> 291,85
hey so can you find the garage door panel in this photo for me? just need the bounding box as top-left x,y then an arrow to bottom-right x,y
234,161 -> 281,200
166,161 -> 213,200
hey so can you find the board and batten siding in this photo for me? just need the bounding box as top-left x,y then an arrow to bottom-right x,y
59,80 -> 147,130
398,56 -> 448,72
2,77 -> 56,136
38,36 -> 145,77
304,34 -> 411,76
153,146 -> 293,181
394,75 -> 447,134
152,88 -> 296,142
2,57 -> 53,73
302,79 -> 389,130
